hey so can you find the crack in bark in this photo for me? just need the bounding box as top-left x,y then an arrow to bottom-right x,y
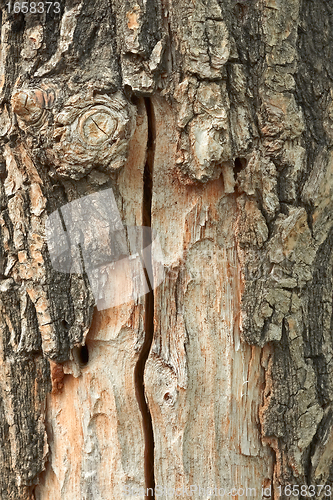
134,97 -> 156,499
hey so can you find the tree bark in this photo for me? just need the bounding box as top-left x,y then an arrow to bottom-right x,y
0,0 -> 333,499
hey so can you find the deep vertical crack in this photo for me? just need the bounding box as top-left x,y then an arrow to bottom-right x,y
134,97 -> 156,498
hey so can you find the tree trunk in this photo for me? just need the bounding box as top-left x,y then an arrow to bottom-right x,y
0,0 -> 333,499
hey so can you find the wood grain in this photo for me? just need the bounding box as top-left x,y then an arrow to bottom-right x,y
144,97 -> 274,498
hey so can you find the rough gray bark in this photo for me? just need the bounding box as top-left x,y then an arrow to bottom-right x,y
0,0 -> 333,499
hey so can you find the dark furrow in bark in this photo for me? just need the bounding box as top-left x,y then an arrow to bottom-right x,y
134,97 -> 156,499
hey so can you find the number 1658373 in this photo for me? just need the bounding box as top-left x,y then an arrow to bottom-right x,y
6,2 -> 61,14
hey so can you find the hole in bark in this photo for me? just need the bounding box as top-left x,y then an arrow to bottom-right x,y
234,157 -> 247,179
75,344 -> 89,366
163,392 -> 172,403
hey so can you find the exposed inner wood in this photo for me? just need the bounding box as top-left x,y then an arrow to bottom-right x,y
34,99 -> 149,499
144,96 -> 274,499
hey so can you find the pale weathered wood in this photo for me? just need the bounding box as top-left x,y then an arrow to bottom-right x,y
144,97 -> 273,499
34,100 -> 148,500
